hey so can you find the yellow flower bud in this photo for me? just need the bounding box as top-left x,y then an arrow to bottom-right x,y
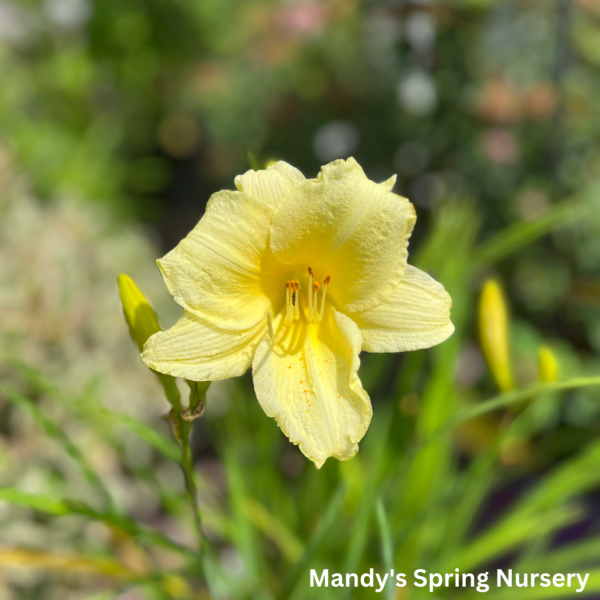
117,274 -> 180,406
538,345 -> 559,383
478,279 -> 514,392
160,574 -> 192,599
117,274 -> 161,351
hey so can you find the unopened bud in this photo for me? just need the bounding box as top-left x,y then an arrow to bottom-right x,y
117,274 -> 180,406
538,345 -> 559,383
118,274 -> 161,351
478,279 -> 514,392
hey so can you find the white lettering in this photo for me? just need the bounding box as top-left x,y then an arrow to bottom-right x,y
310,569 -> 328,587
429,573 -> 443,592
375,573 -> 389,593
477,572 -> 489,592
576,574 -> 589,593
361,568 -> 374,587
414,570 -> 427,587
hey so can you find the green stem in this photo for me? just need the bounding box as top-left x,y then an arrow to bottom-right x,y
177,417 -> 203,550
166,382 -> 209,553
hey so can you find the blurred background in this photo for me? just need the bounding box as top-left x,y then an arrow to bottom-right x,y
1,0 -> 600,598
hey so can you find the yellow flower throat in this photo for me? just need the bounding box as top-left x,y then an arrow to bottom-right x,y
267,267 -> 331,343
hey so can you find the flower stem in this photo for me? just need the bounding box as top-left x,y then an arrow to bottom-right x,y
165,383 -> 208,553
177,418 -> 203,550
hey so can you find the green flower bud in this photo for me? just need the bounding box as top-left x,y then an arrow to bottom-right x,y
117,274 -> 180,406
117,274 -> 161,351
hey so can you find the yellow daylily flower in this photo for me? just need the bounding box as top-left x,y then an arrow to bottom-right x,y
142,158 -> 454,467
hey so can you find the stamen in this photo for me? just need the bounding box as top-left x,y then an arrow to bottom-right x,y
267,312 -> 275,342
308,268 -> 314,320
312,282 -> 320,322
285,281 -> 291,322
318,276 -> 330,321
293,281 -> 300,321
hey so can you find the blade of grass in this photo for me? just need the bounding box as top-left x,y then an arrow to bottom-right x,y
440,448 -> 499,558
283,484 -> 346,600
524,538 -> 600,573
222,446 -> 263,591
452,506 -> 581,572
443,440 -> 600,572
242,498 -> 304,563
376,498 -> 395,600
95,408 -> 179,462
453,377 -> 600,424
6,363 -> 180,462
0,488 -> 194,560
0,548 -> 139,580
341,407 -> 394,599
474,199 -> 588,265
0,382 -> 115,509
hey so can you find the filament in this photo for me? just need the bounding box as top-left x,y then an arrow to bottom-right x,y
308,267 -> 314,320
318,276 -> 330,321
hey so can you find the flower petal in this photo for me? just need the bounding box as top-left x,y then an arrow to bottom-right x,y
252,307 -> 371,468
235,161 -> 305,209
158,190 -> 274,330
351,265 -> 454,353
269,158 -> 416,313
142,310 -> 267,381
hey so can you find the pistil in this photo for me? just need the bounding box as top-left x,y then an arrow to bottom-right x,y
293,281 -> 300,321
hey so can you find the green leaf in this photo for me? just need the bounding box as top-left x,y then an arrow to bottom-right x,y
96,408 -> 180,462
454,377 -> 600,424
0,488 -> 69,515
474,200 -> 588,265
453,506 -> 580,572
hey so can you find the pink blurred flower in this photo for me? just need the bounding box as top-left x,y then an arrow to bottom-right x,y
481,128 -> 519,165
277,2 -> 327,37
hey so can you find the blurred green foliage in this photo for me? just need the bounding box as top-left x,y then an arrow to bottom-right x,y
1,0 -> 600,598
